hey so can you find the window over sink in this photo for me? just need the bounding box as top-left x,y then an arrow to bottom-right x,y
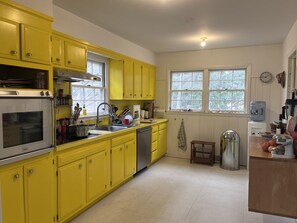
72,52 -> 108,116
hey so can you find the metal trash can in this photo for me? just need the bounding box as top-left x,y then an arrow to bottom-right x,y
220,130 -> 240,170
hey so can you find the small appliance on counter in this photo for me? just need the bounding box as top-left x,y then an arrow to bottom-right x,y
250,101 -> 266,121
144,102 -> 154,119
271,134 -> 295,159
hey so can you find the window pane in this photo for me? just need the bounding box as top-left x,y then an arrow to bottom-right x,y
208,69 -> 246,112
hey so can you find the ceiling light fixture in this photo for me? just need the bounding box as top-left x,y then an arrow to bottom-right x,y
200,37 -> 207,47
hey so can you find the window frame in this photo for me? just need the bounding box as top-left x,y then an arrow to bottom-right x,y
169,70 -> 204,112
168,66 -> 250,114
71,52 -> 109,117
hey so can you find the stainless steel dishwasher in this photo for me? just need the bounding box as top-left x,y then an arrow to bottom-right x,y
136,126 -> 152,173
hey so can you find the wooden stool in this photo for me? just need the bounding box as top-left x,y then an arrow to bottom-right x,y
190,140 -> 215,166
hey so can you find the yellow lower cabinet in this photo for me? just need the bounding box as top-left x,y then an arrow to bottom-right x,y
24,157 -> 54,223
58,159 -> 86,222
124,140 -> 136,178
0,166 -> 25,223
110,144 -> 125,188
158,127 -> 167,158
87,150 -> 108,203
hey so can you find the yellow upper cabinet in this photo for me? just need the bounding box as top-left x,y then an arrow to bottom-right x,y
21,24 -> 51,65
133,62 -> 142,98
109,59 -> 124,100
52,33 -> 87,72
51,35 -> 64,66
0,18 -> 20,60
64,40 -> 87,71
141,64 -> 150,99
149,66 -> 156,99
0,1 -> 53,65
123,59 -> 134,99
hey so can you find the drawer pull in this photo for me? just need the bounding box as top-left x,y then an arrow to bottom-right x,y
89,160 -> 93,164
26,52 -> 32,57
10,50 -> 17,55
28,169 -> 34,174
67,61 -> 71,64
14,173 -> 20,179
56,58 -> 60,62
79,163 -> 83,168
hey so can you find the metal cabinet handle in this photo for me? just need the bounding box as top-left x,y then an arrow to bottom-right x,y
28,169 -> 34,174
56,58 -> 60,62
79,163 -> 83,168
67,61 -> 71,64
14,173 -> 20,179
10,50 -> 17,55
89,159 -> 93,164
130,94 -> 132,96
26,52 -> 32,57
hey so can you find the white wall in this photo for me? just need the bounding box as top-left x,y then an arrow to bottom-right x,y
53,6 -> 155,65
156,45 -> 283,165
12,0 -> 53,16
282,20 -> 297,103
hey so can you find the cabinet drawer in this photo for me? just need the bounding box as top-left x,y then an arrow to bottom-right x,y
151,150 -> 158,163
159,123 -> 167,130
152,141 -> 157,152
111,133 -> 135,147
58,140 -> 109,167
152,125 -> 158,133
152,132 -> 158,142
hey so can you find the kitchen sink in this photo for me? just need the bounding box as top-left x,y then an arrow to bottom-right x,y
95,125 -> 128,132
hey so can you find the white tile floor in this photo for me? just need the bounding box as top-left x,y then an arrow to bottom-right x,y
70,157 -> 296,223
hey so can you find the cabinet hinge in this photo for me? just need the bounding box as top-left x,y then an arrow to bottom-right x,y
105,184 -> 107,189
57,214 -> 59,221
50,36 -> 52,41
51,57 -> 53,62
105,151 -> 107,156
110,181 -> 112,187
56,170 -> 58,176
52,159 -> 55,165
110,150 -> 112,154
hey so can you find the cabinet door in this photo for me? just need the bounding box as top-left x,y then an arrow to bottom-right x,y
141,65 -> 150,99
133,62 -> 142,98
123,59 -> 134,98
109,59 -> 124,100
58,159 -> 86,221
149,66 -> 156,99
0,167 -> 25,223
158,128 -> 167,158
21,24 -> 51,64
111,145 -> 124,187
24,157 -> 54,223
124,140 -> 136,178
87,150 -> 108,203
0,18 -> 20,60
64,41 -> 87,71
52,35 -> 64,66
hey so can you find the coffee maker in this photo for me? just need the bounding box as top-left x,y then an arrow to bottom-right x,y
144,102 -> 154,119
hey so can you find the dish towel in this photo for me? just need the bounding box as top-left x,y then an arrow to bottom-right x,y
177,119 -> 187,151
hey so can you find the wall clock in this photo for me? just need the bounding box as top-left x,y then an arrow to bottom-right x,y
260,72 -> 273,83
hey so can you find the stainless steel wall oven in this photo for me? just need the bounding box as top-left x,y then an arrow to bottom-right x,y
0,90 -> 53,165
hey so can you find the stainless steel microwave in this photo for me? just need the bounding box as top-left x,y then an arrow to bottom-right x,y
0,90 -> 53,166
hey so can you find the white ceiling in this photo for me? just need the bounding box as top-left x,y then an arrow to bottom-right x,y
53,0 -> 297,53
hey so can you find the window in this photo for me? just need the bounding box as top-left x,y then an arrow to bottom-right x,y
169,68 -> 247,113
72,55 -> 107,115
208,69 -> 246,112
170,71 -> 203,111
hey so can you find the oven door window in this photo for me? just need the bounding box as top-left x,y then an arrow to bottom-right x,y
3,112 -> 43,148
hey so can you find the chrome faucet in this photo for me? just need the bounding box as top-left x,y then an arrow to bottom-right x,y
96,102 -> 113,128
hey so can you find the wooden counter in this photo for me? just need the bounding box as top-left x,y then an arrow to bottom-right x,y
248,136 -> 297,218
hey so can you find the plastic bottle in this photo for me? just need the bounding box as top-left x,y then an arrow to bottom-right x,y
82,105 -> 87,116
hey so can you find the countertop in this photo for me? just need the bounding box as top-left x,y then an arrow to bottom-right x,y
249,135 -> 297,162
55,118 -> 168,152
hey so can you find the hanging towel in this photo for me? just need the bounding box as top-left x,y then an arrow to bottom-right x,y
177,119 -> 187,151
